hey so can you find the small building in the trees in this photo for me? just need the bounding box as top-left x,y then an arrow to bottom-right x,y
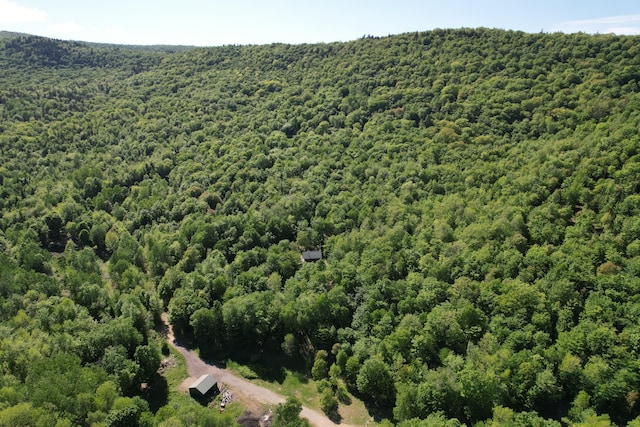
189,374 -> 219,402
301,250 -> 322,262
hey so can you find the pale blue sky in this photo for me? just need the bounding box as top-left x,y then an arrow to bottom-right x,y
1,0 -> 639,46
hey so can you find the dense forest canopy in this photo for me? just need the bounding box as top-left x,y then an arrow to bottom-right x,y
1,28 -> 640,426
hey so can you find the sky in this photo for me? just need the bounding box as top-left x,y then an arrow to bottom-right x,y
1,0 -> 639,46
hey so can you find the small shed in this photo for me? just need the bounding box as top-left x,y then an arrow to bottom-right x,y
189,374 -> 219,401
301,250 -> 322,262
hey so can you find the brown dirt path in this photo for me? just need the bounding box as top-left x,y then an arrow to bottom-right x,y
160,313 -> 359,427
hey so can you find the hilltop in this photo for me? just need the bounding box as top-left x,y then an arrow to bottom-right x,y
1,29 -> 640,426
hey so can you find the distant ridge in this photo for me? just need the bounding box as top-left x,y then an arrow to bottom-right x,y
0,30 -> 197,52
0,30 -> 30,39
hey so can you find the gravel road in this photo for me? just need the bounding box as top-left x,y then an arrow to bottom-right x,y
161,313 -> 358,427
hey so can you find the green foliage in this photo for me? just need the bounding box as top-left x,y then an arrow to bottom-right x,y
311,350 -> 329,381
273,396 -> 311,427
356,355 -> 395,406
397,413 -> 462,427
134,344 -> 161,383
320,387 -> 339,417
190,302 -> 224,349
0,402 -> 62,427
2,28 -> 640,425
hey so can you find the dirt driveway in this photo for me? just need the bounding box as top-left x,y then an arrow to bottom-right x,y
160,313 -> 358,427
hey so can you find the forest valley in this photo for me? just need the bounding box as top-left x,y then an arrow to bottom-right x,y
1,28 -> 640,426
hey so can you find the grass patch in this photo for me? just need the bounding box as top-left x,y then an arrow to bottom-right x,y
225,359 -> 374,426
163,346 -> 189,388
279,369 -> 316,401
226,359 -> 259,379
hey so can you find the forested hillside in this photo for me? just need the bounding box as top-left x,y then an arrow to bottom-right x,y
1,28 -> 640,426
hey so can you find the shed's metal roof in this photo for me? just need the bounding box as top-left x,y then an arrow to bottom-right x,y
189,374 -> 217,395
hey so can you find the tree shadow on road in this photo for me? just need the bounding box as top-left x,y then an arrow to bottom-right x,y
327,409 -> 343,424
196,343 -> 314,387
